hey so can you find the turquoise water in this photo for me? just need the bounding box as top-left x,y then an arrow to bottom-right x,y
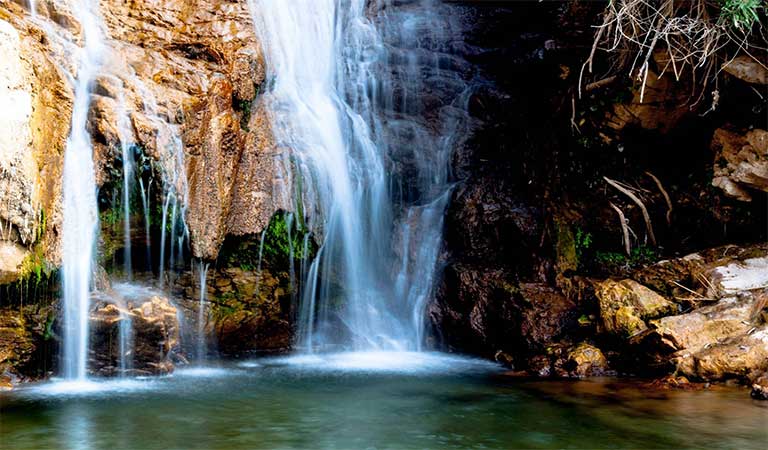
1,352 -> 766,449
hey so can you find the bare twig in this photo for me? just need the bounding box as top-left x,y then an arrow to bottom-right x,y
585,76 -> 618,92
645,171 -> 673,225
609,201 -> 631,256
672,280 -> 706,299
604,176 -> 657,246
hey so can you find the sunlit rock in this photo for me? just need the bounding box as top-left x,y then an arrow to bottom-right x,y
711,128 -> 768,202
595,279 -> 678,337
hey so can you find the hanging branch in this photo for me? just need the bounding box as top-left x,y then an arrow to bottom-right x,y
609,201 -> 632,256
604,176 -> 657,246
645,171 -> 673,225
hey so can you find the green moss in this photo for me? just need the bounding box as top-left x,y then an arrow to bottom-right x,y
43,313 -> 55,341
555,218 -> 578,274
220,211 -> 317,273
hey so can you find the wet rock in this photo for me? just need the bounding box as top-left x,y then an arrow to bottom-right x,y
595,279 -> 678,337
212,268 -> 293,355
170,263 -> 293,356
494,350 -> 514,368
722,55 -> 768,85
429,264 -> 517,355
0,310 -> 35,383
517,283 -> 578,351
565,342 -> 609,377
90,292 -> 180,376
0,302 -> 56,387
711,128 -> 768,202
751,373 -> 768,400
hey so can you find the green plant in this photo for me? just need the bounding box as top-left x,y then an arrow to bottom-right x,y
720,0 -> 763,29
575,227 -> 593,261
595,245 -> 659,271
43,314 -> 55,341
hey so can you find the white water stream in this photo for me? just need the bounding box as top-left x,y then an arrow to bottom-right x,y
60,0 -> 106,380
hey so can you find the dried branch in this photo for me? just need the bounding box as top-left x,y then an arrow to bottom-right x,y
609,201 -> 631,256
645,171 -> 673,225
604,176 -> 657,246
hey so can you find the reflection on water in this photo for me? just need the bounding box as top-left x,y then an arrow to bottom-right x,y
1,354 -> 766,449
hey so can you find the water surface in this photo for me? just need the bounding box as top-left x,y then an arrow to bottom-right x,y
1,352 -> 766,449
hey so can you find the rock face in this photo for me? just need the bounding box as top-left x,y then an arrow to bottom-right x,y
0,300 -> 57,388
90,292 -> 180,376
171,264 -> 293,357
0,11 -> 73,281
711,128 -> 768,202
601,53 -> 691,141
0,0 -> 286,278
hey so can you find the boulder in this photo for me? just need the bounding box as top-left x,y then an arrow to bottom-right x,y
751,373 -> 768,400
564,342 -> 609,377
595,279 -> 678,337
170,263 -> 293,356
704,256 -> 768,298
675,326 -> 768,382
639,289 -> 768,382
722,55 -> 768,85
711,128 -> 768,202
90,291 -> 180,376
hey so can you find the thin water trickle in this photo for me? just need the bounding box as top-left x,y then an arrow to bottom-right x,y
196,260 -> 210,362
138,177 -> 152,269
116,88 -> 134,280
61,0 -> 107,380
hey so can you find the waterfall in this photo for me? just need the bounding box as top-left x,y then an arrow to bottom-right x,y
250,0 -> 472,352
60,0 -> 106,380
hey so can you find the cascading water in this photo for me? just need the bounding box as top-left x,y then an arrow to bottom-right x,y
250,0 -> 473,352
60,0 -> 106,380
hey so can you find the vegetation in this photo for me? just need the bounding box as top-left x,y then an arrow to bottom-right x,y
582,0 -> 767,105
595,245 -> 659,272
221,211 -> 316,272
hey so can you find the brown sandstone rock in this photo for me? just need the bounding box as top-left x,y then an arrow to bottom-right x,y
722,55 -> 768,85
0,310 -> 36,382
90,292 -> 180,376
595,279 -> 678,337
602,53 -> 690,141
751,373 -> 768,400
711,128 -> 768,202
674,326 -> 768,382
565,342 -> 609,377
